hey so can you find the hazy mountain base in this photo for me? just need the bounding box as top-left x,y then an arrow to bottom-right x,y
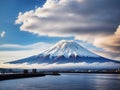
1,62 -> 120,69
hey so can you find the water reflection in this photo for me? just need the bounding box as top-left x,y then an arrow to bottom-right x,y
0,74 -> 120,90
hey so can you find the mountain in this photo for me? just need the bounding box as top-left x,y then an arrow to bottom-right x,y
9,40 -> 120,64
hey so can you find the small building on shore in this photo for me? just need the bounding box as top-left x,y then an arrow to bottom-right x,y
23,69 -> 28,74
32,69 -> 37,73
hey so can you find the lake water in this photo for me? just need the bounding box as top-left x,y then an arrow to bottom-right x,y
0,73 -> 120,90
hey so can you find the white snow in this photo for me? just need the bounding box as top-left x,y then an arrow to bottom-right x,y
41,40 -> 99,58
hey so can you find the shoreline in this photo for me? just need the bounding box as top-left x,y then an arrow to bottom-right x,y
0,72 -> 120,81
0,72 -> 60,81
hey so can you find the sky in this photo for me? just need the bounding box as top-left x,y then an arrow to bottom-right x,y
0,0 -> 120,65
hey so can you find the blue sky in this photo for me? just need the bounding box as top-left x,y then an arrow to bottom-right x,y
0,0 -> 120,64
0,0 -> 73,45
0,0 -> 44,44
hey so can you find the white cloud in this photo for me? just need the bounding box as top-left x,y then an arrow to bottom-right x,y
15,0 -> 114,41
0,42 -> 52,64
93,29 -> 120,60
94,26 -> 120,53
0,62 -> 119,69
0,42 -> 52,50
0,31 -> 5,38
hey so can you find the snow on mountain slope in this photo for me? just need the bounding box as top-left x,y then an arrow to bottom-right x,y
41,40 -> 99,59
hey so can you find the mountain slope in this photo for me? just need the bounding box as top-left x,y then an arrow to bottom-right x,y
9,40 -> 120,64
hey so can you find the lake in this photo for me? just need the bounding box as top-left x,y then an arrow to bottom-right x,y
0,73 -> 120,90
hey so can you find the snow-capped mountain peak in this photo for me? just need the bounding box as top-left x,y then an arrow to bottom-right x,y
9,40 -> 120,64
41,40 -> 99,58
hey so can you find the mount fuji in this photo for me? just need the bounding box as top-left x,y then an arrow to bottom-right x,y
9,40 -> 120,64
